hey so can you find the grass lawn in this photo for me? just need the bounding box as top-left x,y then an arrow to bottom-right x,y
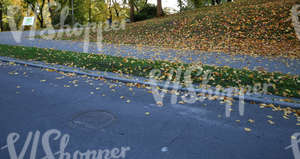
50,0 -> 300,58
0,44 -> 299,98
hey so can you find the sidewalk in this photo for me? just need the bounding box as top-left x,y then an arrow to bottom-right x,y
0,30 -> 299,75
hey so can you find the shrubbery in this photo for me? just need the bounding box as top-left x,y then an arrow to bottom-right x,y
134,4 -> 157,22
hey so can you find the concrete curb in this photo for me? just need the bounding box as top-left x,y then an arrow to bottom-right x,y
1,56 -> 300,109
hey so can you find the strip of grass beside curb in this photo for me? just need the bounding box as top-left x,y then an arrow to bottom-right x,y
0,44 -> 299,98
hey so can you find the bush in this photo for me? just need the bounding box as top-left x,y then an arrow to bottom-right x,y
134,4 -> 157,22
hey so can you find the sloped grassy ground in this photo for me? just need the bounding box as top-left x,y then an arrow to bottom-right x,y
99,0 -> 300,58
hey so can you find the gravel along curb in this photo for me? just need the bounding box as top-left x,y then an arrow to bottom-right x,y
1,56 -> 300,109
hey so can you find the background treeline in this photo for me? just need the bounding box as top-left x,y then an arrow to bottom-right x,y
0,0 -> 233,31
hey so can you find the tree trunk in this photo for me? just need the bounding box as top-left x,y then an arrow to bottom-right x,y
25,0 -> 45,28
40,0 -> 46,28
109,8 -> 112,25
212,0 -> 216,5
112,0 -> 120,17
71,0 -> 74,25
40,17 -> 44,28
157,0 -> 162,17
68,0 -> 75,25
133,2 -> 139,12
0,2 -> 3,31
89,0 -> 92,22
178,0 -> 183,12
114,7 -> 119,17
129,0 -> 134,22
47,0 -> 55,26
36,14 -> 44,28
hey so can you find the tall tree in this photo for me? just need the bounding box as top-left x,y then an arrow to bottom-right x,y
88,0 -> 92,22
212,0 -> 221,5
112,0 -> 120,17
24,0 -> 46,28
129,0 -> 134,22
108,0 -> 112,24
0,1 -> 3,31
70,0 -> 74,25
178,0 -> 183,12
133,0 -> 148,12
188,0 -> 208,8
47,0 -> 57,26
156,0 -> 162,17
0,0 -> 13,31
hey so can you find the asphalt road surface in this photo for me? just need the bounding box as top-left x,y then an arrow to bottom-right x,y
0,61 -> 299,159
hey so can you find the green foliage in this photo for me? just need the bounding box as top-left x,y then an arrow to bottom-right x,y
2,0 -> 128,29
134,3 -> 156,21
189,0 -> 207,8
177,0 -> 209,10
1,0 -> 26,31
134,0 -> 148,10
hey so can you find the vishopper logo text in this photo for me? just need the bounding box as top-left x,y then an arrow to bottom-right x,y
1,129 -> 130,159
149,67 -> 272,118
286,133 -> 300,159
291,5 -> 300,41
7,1 -> 125,53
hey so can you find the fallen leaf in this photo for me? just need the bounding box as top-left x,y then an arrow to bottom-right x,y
268,120 -> 275,125
248,119 -> 255,123
244,128 -> 251,132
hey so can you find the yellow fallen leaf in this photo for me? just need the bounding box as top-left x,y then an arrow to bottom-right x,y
244,128 -> 251,132
283,115 -> 289,120
248,119 -> 255,123
45,68 -> 55,72
268,120 -> 275,125
280,98 -> 294,102
156,101 -> 163,107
